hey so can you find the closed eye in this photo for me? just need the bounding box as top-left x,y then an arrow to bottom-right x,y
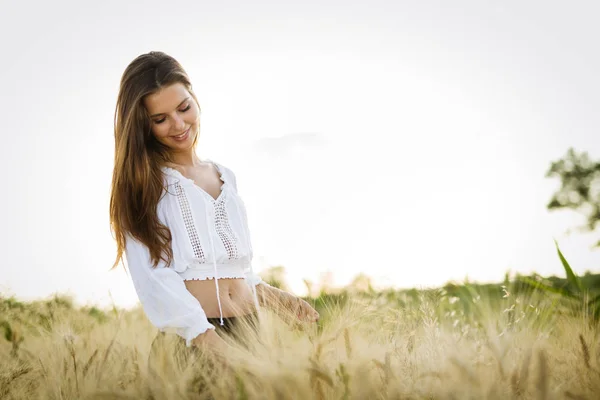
154,104 -> 191,124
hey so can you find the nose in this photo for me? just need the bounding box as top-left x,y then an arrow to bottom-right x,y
172,113 -> 186,131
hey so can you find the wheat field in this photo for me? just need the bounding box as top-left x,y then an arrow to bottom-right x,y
1,281 -> 599,400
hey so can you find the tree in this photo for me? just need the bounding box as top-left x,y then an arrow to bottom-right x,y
546,148 -> 600,247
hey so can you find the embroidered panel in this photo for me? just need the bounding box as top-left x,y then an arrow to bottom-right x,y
174,182 -> 206,262
214,196 -> 239,260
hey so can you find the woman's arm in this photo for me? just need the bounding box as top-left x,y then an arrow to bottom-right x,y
125,234 -> 229,349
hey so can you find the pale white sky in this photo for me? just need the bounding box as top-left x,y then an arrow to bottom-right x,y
1,0 -> 599,308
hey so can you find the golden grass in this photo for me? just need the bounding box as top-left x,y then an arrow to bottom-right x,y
1,288 -> 599,399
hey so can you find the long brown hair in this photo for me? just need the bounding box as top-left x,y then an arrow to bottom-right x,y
109,51 -> 201,270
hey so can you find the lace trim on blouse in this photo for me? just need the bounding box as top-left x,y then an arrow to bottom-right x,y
174,181 -> 206,262
214,197 -> 239,260
183,274 -> 245,281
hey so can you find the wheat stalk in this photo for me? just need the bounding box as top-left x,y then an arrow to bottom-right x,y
579,334 -> 591,370
536,350 -> 548,400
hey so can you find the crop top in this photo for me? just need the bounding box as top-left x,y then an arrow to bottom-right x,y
123,159 -> 263,347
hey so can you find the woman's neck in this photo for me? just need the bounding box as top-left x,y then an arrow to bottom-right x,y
168,150 -> 201,168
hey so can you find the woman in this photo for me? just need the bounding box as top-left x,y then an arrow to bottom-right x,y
109,51 -> 319,369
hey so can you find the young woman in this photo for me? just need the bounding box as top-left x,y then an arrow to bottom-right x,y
109,51 -> 319,366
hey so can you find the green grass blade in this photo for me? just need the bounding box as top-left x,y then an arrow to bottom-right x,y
587,293 -> 600,307
518,276 -> 578,299
553,239 -> 583,293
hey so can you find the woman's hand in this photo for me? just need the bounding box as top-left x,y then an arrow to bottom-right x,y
191,328 -> 239,372
279,291 -> 319,323
192,328 -> 232,358
256,283 -> 319,324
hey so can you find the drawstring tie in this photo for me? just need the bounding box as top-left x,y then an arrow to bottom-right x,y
205,202 -> 225,326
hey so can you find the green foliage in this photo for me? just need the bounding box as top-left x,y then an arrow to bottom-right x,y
0,320 -> 24,357
1,296 -> 25,311
518,240 -> 600,322
86,307 -> 108,323
0,320 -> 13,342
546,147 -> 600,246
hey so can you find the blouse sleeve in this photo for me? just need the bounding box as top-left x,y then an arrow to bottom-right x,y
124,205 -> 215,347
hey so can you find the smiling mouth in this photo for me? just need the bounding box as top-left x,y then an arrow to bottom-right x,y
172,127 -> 190,139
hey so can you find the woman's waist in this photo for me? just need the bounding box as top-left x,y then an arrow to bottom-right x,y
184,277 -> 255,318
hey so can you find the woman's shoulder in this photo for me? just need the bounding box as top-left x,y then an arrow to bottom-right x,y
208,159 -> 238,190
160,164 -> 183,183
156,166 -> 183,210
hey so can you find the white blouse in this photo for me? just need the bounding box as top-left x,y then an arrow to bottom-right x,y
124,159 -> 263,347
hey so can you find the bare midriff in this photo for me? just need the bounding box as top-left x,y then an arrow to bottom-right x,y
184,278 -> 257,318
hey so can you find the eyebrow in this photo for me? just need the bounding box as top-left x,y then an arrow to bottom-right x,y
150,97 -> 191,118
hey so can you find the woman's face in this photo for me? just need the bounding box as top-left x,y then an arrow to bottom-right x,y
143,82 -> 200,151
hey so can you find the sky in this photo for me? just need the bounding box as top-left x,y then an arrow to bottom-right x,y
1,0 -> 599,308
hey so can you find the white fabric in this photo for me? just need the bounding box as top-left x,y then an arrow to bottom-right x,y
123,159 -> 263,347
